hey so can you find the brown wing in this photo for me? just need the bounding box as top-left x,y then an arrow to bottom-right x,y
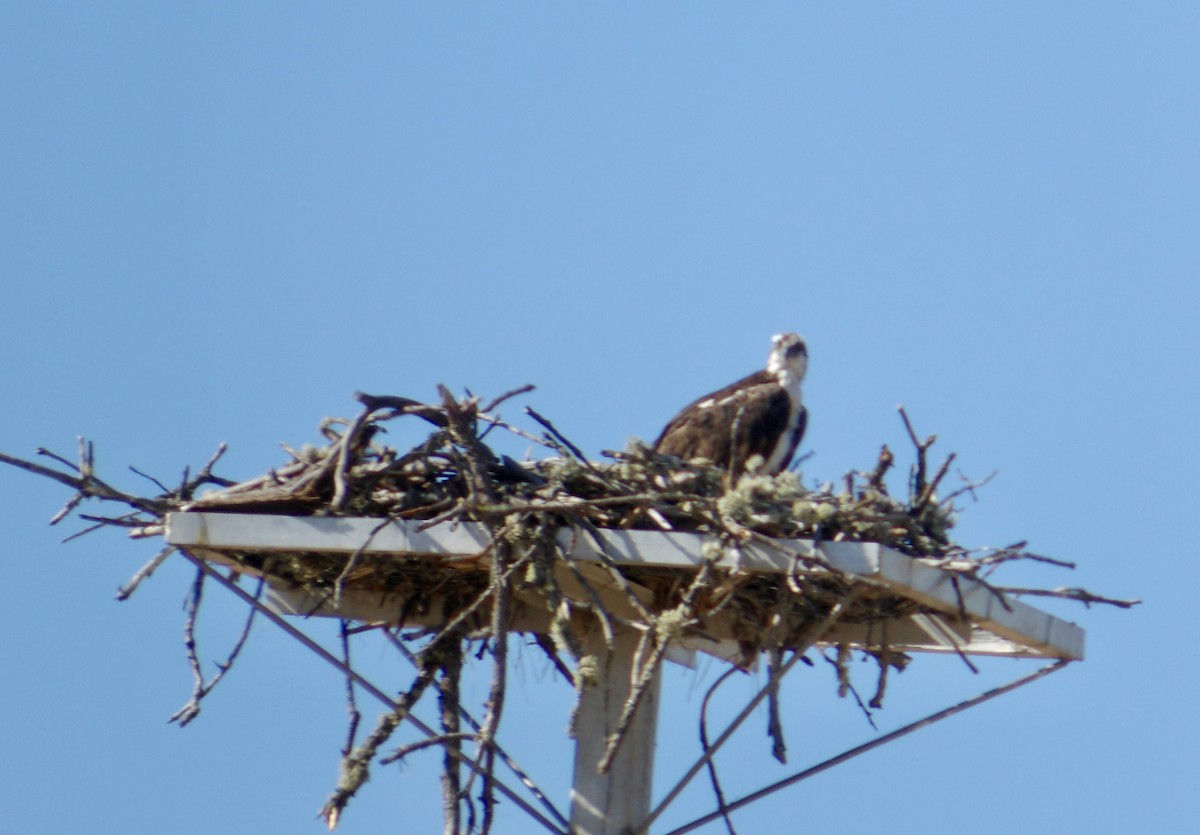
655,371 -> 791,478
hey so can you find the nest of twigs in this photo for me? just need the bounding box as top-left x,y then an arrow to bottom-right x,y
167,389 -> 972,655
0,385 -> 1134,834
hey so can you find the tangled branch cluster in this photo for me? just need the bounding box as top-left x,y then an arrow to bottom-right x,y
0,387 -> 1135,834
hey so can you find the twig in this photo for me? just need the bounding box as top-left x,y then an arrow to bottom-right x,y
180,553 -> 564,834
169,572 -> 263,727
481,384 -> 536,413
600,560 -> 720,773
330,405 -> 377,512
940,468 -> 998,504
438,387 -> 510,835
699,666 -> 741,835
524,406 -> 600,476
995,586 -> 1142,608
766,647 -> 788,763
867,444 -> 894,492
182,442 -> 235,496
321,654 -> 444,830
0,448 -> 169,516
383,629 -> 568,831
338,622 -> 361,758
532,633 -> 575,684
35,446 -> 80,472
116,546 -> 176,601
129,465 -> 171,494
914,452 -> 956,512
60,519 -> 112,542
48,492 -> 86,526
379,733 -> 478,766
332,515 -> 396,607
78,512 -> 152,528
354,391 -> 448,427
972,546 -> 1076,571
170,565 -> 206,726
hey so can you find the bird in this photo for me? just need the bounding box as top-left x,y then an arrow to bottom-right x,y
654,333 -> 808,480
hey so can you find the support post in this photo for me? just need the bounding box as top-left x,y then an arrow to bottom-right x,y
569,627 -> 661,835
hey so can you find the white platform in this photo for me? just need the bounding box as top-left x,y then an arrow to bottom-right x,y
164,512 -> 1084,661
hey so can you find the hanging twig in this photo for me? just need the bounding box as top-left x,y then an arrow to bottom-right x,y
116,546 -> 176,601
766,646 -> 788,764
698,666 -> 741,835
320,652 -> 445,830
383,629 -> 568,831
182,554 -> 563,833
169,572 -> 264,727
598,561 -> 716,772
338,622 -> 361,758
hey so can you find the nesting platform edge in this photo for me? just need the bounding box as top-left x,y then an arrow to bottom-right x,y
163,511 -> 1084,661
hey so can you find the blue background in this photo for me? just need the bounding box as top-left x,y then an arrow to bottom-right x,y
1,5 -> 1193,833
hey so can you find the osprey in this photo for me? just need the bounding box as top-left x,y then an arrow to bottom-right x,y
654,333 -> 808,479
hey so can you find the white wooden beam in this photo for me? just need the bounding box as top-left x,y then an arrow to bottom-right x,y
569,627 -> 660,835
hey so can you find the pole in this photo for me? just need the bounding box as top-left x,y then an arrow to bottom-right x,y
569,627 -> 661,835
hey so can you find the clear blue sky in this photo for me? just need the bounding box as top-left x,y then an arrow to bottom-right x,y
2,4 -> 1195,833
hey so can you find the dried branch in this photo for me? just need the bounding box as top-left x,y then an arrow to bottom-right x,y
129,465 -> 171,494
481,384 -> 536,414
867,444 -> 894,492
996,586 -> 1142,608
338,622 -> 361,758
0,448 -> 169,517
320,653 -> 444,830
941,468 -> 998,504
699,666 -> 741,835
524,405 -> 592,468
439,387 -> 509,835
117,546 -> 176,601
169,571 -> 263,727
766,647 -> 788,764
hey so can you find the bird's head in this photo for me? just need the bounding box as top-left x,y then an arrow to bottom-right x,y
766,332 -> 808,381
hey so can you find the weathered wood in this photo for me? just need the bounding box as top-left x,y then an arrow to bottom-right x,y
569,627 -> 660,835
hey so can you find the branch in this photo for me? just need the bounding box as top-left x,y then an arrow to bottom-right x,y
995,586 -> 1142,609
169,573 -> 263,727
0,447 -> 170,517
699,667 -> 741,835
116,546 -> 176,601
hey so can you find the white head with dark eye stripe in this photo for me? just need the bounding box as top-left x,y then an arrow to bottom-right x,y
766,332 -> 808,385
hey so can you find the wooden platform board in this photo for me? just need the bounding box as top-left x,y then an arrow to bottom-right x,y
164,511 -> 1084,661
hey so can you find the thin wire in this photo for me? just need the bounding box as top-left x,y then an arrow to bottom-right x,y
662,659 -> 1072,835
182,553 -> 567,835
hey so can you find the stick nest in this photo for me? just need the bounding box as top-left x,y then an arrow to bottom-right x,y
1,386 -> 1134,834
175,389 -> 965,642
